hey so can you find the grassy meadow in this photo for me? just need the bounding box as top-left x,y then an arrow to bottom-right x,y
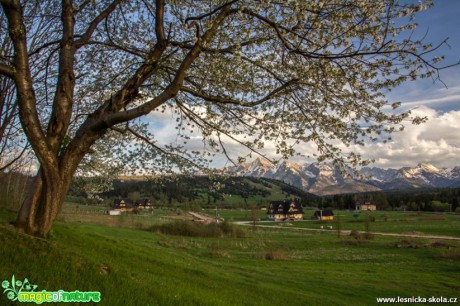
0,206 -> 459,305
262,210 -> 460,237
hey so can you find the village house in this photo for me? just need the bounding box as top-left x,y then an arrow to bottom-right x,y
135,198 -> 153,210
110,199 -> 134,214
355,199 -> 377,211
313,209 -> 334,221
267,199 -> 303,221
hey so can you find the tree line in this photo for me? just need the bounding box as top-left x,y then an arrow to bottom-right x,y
320,188 -> 460,212
66,174 -> 459,212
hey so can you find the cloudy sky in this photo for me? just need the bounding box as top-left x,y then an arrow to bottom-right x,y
363,1 -> 460,169
148,1 -> 460,170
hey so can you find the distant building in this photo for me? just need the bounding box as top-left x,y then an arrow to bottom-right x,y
313,210 -> 334,221
135,198 -> 153,209
111,199 -> 134,212
267,199 -> 303,221
355,200 -> 377,211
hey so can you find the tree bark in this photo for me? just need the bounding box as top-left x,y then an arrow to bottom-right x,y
16,167 -> 73,237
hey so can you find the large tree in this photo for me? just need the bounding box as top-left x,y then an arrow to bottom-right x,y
0,0 -> 454,236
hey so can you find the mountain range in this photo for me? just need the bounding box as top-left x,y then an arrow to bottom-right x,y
227,158 -> 460,195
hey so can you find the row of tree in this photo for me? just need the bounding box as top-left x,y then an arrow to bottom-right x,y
64,174 -> 460,212
67,175 -> 317,209
321,188 -> 460,212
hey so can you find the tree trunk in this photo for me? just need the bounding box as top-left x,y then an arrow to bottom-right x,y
16,168 -> 71,237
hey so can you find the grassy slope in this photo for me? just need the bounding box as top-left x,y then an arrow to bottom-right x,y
1,208 -> 459,306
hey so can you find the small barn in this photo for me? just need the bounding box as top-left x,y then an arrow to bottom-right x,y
267,199 -> 303,221
313,210 -> 334,221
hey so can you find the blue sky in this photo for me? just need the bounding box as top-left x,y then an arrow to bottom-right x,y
147,1 -> 460,170
360,0 -> 460,169
387,1 -> 460,113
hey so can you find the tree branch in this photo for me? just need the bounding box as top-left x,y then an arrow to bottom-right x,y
0,63 -> 14,78
1,0 -> 54,169
45,0 -> 76,153
74,0 -> 92,14
175,99 -> 274,164
155,0 -> 166,42
75,0 -> 123,48
96,3 -> 235,129
181,78 -> 299,107
0,143 -> 28,172
110,125 -> 203,170
185,0 -> 239,23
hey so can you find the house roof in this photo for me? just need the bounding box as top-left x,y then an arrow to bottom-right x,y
314,210 -> 334,217
267,199 -> 303,215
356,199 -> 374,205
135,199 -> 152,206
113,199 -> 133,208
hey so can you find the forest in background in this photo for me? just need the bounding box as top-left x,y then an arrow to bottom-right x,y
64,174 -> 460,212
0,172 -> 458,212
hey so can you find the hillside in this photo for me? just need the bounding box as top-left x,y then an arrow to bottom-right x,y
0,207 -> 459,305
73,176 -> 320,208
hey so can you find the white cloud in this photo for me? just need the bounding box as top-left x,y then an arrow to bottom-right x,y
353,107 -> 460,169
144,101 -> 460,170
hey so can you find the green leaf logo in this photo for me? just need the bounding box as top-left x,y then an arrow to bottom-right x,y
2,275 -> 37,301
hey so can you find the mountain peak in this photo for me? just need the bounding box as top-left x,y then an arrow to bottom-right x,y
227,160 -> 459,195
417,163 -> 440,173
251,157 -> 272,168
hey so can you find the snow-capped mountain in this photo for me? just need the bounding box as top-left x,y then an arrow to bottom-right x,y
362,163 -> 459,190
227,159 -> 460,195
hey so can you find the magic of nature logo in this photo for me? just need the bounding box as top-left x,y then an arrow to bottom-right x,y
2,275 -> 101,304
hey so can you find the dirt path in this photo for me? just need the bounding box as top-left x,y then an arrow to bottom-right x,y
188,212 -> 216,222
235,221 -> 460,241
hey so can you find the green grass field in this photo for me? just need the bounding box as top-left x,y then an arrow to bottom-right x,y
0,207 -> 459,305
260,210 -> 460,237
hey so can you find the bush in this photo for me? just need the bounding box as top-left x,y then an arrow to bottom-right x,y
439,250 -> 460,261
349,230 -> 374,241
349,230 -> 361,240
260,250 -> 290,260
149,220 -> 245,238
395,238 -> 423,249
208,243 -> 231,258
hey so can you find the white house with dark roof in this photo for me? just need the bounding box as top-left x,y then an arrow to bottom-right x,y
267,199 -> 303,221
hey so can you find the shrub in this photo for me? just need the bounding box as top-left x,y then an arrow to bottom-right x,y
363,232 -> 374,240
260,250 -> 290,260
208,243 -> 231,258
149,220 -> 245,238
349,230 -> 361,239
394,238 -> 423,249
349,230 -> 374,241
429,241 -> 450,248
439,250 -> 460,260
